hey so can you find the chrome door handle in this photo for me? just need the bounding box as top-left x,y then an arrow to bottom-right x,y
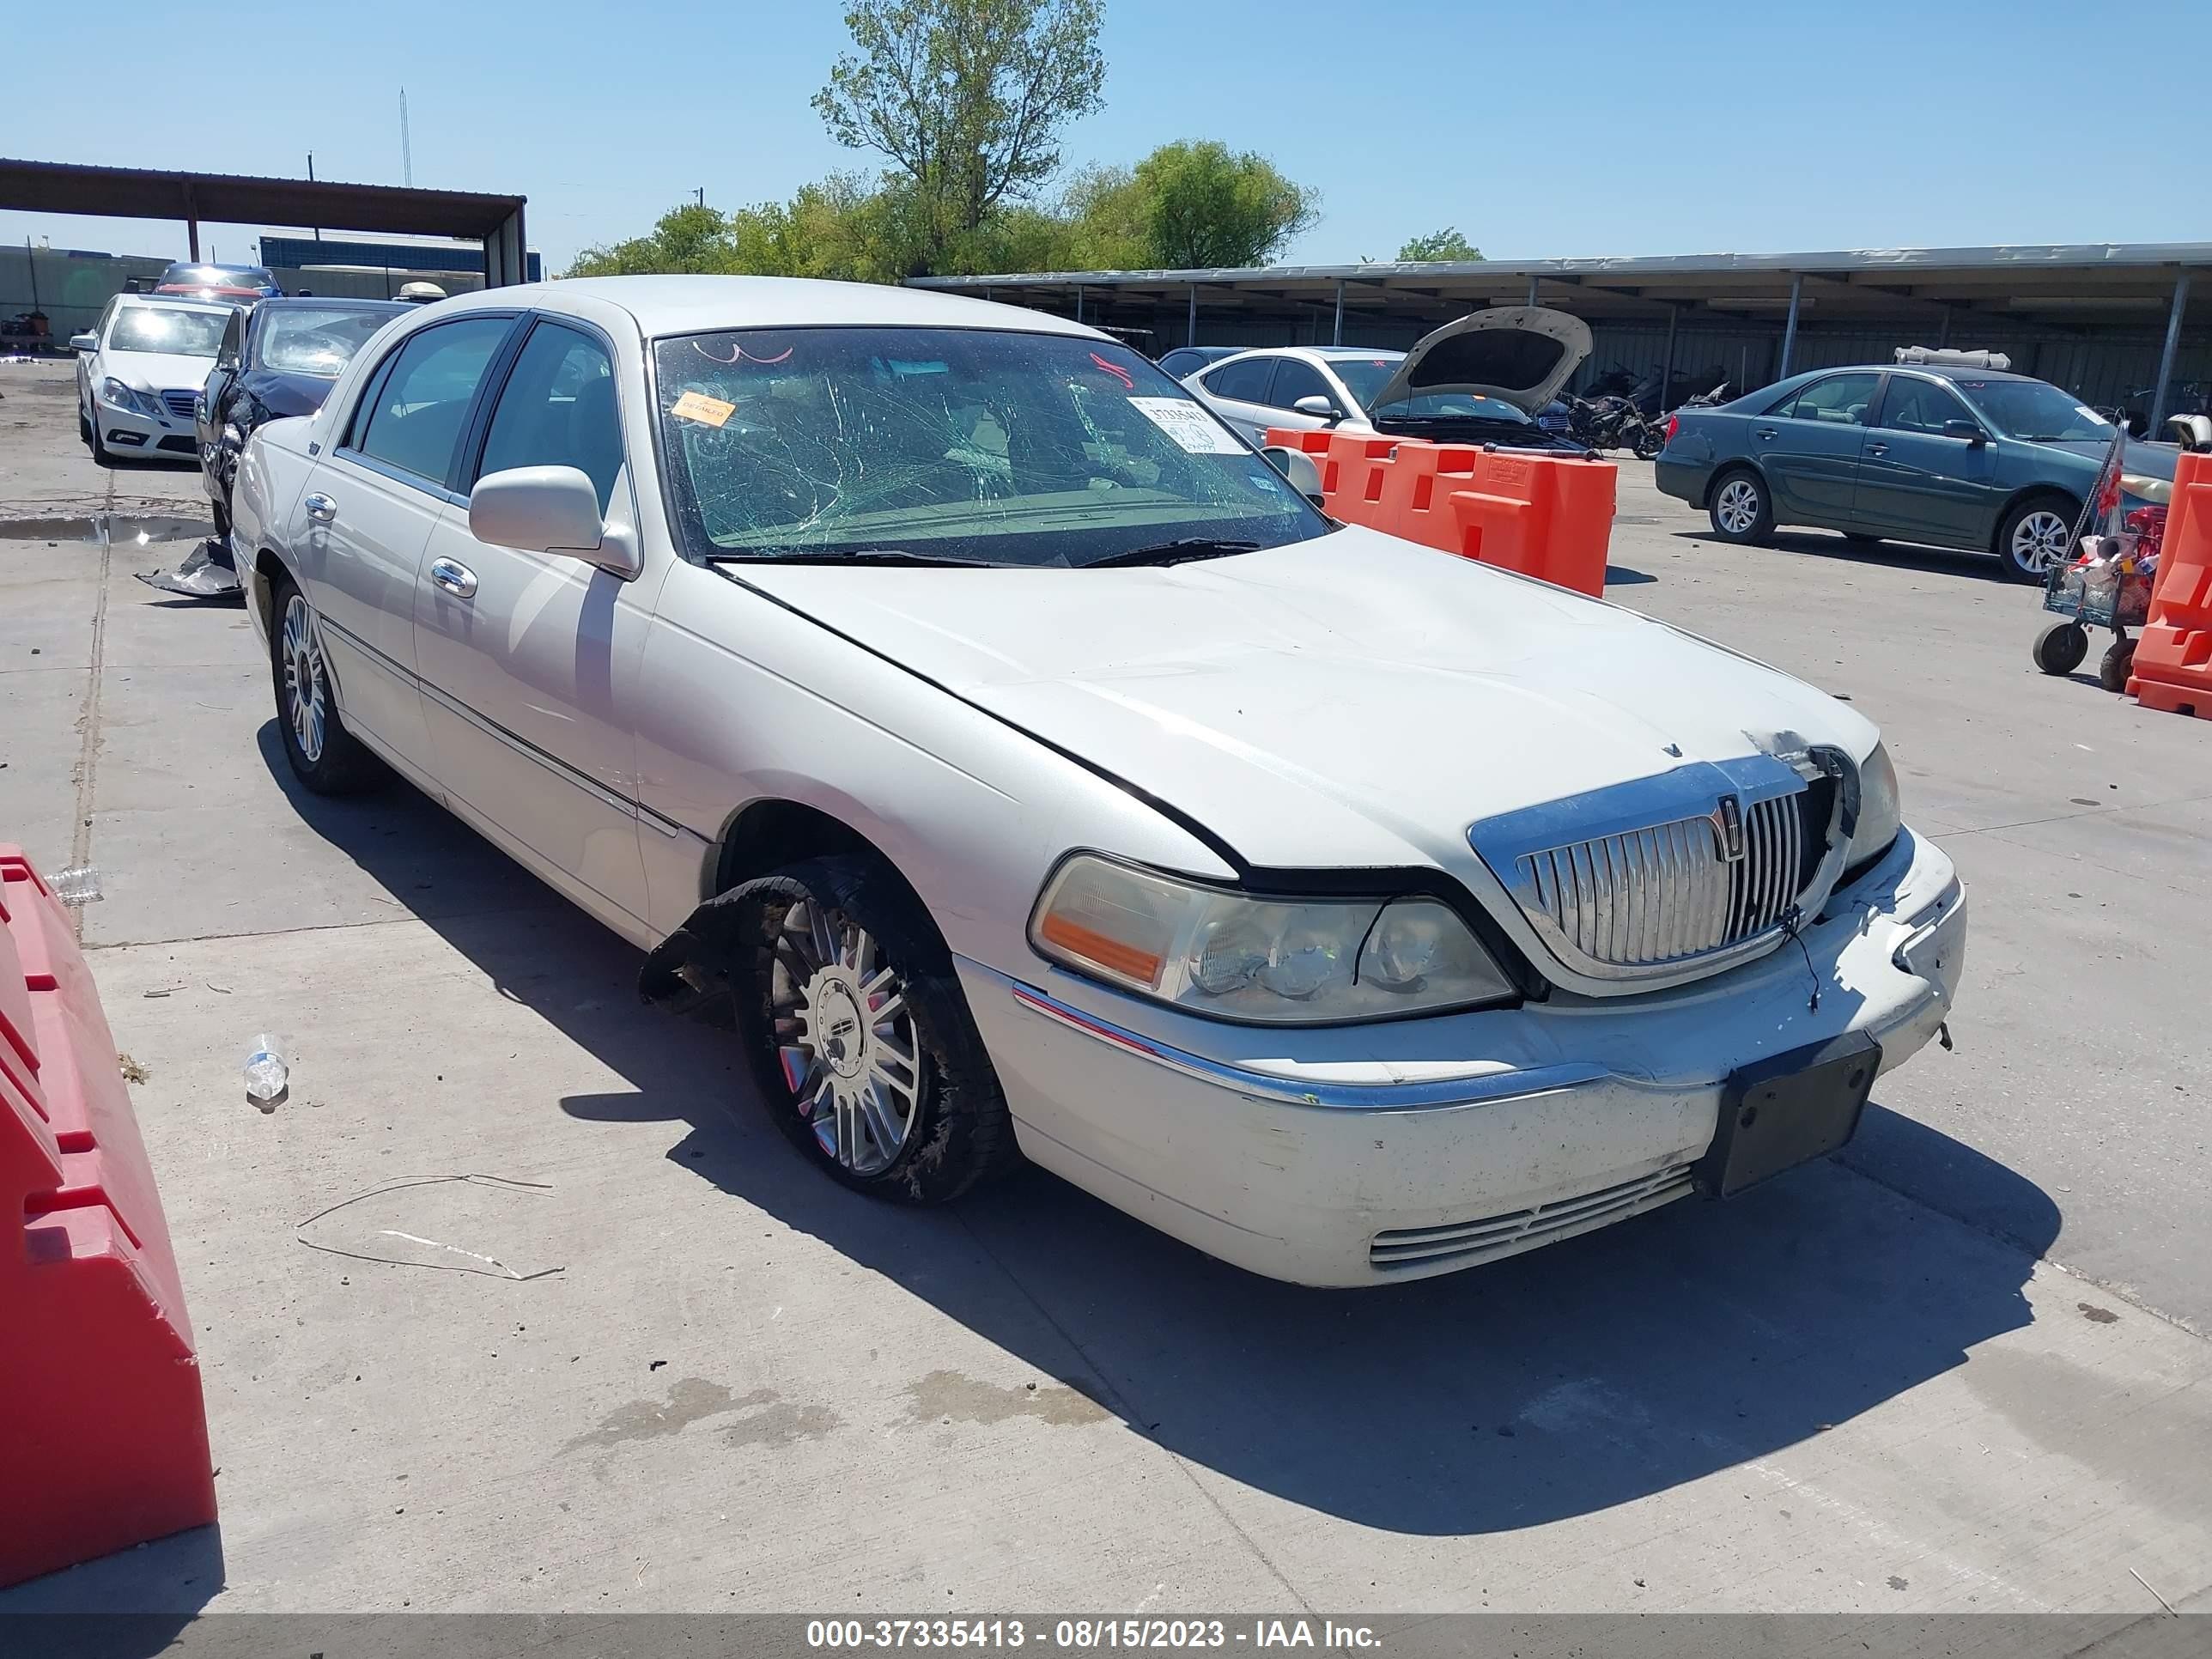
1867,442 -> 1888,456
304,493 -> 337,524
430,557 -> 478,599
1753,428 -> 1778,441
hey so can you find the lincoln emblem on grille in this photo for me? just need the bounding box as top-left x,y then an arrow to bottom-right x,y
1709,795 -> 1746,861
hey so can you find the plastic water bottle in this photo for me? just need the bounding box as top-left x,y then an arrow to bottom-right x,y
49,865 -> 104,906
244,1036 -> 289,1112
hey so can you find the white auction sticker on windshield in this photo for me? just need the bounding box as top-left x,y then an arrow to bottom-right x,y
1128,396 -> 1243,453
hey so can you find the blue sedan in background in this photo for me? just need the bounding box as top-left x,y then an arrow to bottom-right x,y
1655,363 -> 2178,580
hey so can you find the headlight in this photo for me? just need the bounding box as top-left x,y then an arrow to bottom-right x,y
101,377 -> 157,417
1843,741 -> 1902,881
1030,854 -> 1516,1023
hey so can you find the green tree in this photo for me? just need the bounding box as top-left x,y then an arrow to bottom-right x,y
1127,141 -> 1318,270
1396,228 -> 1482,262
1054,163 -> 1151,269
568,204 -> 736,276
813,0 -> 1107,253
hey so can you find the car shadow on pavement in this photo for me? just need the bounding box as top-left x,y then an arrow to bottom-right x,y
1676,527 -> 2008,583
268,748 -> 2061,1541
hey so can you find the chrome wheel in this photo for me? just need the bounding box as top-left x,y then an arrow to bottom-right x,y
769,896 -> 924,1176
1714,477 -> 1762,535
2009,508 -> 2074,575
280,592 -> 329,763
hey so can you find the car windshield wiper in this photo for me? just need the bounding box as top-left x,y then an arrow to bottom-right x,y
1081,538 -> 1263,569
707,548 -> 1005,568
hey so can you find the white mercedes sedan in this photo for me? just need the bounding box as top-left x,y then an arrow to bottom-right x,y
72,293 -> 234,464
232,276 -> 1965,1287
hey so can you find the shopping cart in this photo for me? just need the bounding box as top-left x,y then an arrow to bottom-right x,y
2029,423 -> 2168,692
2032,507 -> 2163,690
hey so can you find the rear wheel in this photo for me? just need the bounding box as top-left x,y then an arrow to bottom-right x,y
2100,638 -> 2136,693
1708,468 -> 1773,544
732,855 -> 1018,1205
269,575 -> 383,793
2032,618 -> 2089,676
1999,494 -> 2079,583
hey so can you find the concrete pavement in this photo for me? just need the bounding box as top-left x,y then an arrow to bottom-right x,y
1,361 -> 2208,1617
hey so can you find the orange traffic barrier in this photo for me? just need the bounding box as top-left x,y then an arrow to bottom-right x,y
0,847 -> 216,1589
2126,450 -> 2212,720
1266,427 -> 1617,595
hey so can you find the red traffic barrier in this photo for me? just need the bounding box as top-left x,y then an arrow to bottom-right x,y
1265,426 -> 1617,596
2126,450 -> 2212,720
0,846 -> 216,1589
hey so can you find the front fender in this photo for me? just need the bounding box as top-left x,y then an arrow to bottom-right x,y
629,559 -> 1239,975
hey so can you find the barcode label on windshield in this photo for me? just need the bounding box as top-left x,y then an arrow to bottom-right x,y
1129,397 -> 1243,454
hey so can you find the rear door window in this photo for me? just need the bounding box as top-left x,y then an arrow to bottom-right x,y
350,317 -> 515,487
1768,373 -> 1881,426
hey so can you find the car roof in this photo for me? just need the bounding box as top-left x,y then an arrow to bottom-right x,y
252,295 -> 408,313
1787,362 -> 2040,386
115,293 -> 234,317
428,274 -> 1108,342
1216,345 -> 1404,361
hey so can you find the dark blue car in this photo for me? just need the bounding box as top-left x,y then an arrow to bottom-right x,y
196,296 -> 410,543
1655,363 -> 2178,581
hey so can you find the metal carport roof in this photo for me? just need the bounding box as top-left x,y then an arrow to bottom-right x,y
913,242 -> 2209,424
0,159 -> 530,286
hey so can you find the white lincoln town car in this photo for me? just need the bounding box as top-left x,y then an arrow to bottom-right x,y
232,276 -> 1966,1287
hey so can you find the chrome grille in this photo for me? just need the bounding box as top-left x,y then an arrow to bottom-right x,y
1370,1164 -> 1695,1272
1518,792 -> 1803,969
161,389 -> 198,420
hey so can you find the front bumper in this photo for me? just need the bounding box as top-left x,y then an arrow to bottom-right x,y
961,828 -> 1964,1287
95,393 -> 201,458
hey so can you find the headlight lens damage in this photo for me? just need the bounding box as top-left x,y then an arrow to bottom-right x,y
1030,855 -> 1515,1023
1844,741 -> 1903,881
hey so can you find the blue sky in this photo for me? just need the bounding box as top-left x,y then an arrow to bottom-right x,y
4,0 -> 2207,273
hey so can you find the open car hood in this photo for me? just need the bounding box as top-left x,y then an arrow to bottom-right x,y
1366,306 -> 1592,416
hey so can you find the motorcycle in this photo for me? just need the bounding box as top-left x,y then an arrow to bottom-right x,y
1560,392 -> 1668,459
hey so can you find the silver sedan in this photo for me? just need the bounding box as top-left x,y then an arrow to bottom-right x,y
233,276 -> 1962,1285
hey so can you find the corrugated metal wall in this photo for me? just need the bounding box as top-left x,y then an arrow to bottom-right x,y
1574,322 -> 2212,410
0,247 -> 486,338
1082,290 -> 2210,416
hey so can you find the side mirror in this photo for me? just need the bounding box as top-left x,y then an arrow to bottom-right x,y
470,465 -> 608,558
1943,419 -> 1988,447
1260,444 -> 1328,509
70,332 -> 98,352
1291,394 -> 1346,425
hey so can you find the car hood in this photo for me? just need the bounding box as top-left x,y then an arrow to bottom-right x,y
240,368 -> 339,418
2033,434 -> 2179,482
733,526 -> 1876,870
102,349 -> 216,392
1367,307 -> 1592,416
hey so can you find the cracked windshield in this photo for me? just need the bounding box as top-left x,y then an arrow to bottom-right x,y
653,329 -> 1325,567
